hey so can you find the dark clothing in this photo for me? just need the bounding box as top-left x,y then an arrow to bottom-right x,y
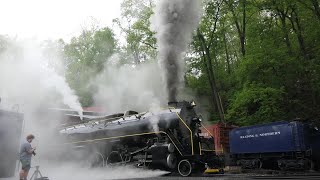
20,141 -> 32,171
20,142 -> 32,161
20,159 -> 31,171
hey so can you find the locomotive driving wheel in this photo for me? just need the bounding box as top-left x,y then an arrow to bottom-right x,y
255,159 -> 263,169
178,159 -> 192,177
85,150 -> 106,167
107,151 -> 123,165
166,153 -> 177,169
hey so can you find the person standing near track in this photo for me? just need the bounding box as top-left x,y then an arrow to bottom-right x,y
19,134 -> 36,180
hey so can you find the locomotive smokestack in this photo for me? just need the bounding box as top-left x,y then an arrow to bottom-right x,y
151,0 -> 202,102
168,100 -> 196,109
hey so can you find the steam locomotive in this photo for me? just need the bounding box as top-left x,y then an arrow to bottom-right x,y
58,101 -> 222,176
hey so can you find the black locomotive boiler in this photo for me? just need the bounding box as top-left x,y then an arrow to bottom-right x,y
59,101 -> 221,176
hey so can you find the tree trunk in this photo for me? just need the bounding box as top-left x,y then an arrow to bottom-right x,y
289,9 -> 309,60
197,30 -> 225,121
131,46 -> 140,64
311,0 -> 320,21
281,17 -> 292,54
297,0 -> 320,21
276,7 -> 293,54
200,50 -> 217,113
241,0 -> 246,56
225,0 -> 246,57
223,32 -> 231,74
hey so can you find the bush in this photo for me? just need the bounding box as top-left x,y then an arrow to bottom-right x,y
226,85 -> 285,126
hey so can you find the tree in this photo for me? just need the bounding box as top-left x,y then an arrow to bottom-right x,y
188,0 -> 320,124
224,0 -> 248,56
193,0 -> 225,121
63,27 -> 117,106
227,85 -> 285,125
52,0 -> 320,124
113,0 -> 156,64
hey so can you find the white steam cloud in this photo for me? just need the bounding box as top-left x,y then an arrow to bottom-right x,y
93,54 -> 166,114
0,40 -> 83,118
149,102 -> 162,132
0,39 -> 83,149
151,0 -> 202,102
1,0 -> 204,178
36,163 -> 169,180
0,39 -> 87,179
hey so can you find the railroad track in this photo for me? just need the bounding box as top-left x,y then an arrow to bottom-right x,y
224,169 -> 320,179
248,172 -> 320,179
251,175 -> 320,179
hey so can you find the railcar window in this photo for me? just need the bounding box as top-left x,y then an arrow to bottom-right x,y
201,137 -> 214,150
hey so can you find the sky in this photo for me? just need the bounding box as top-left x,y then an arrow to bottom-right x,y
0,0 -> 122,41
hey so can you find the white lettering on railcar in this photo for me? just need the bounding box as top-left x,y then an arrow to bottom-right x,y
240,131 -> 280,139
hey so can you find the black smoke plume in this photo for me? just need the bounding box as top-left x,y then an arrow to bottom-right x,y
151,0 -> 202,102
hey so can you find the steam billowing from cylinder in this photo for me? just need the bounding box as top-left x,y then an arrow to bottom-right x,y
151,0 -> 202,102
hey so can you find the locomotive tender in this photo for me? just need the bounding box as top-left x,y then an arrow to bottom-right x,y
59,101 -> 221,176
229,121 -> 320,170
0,109 -> 24,178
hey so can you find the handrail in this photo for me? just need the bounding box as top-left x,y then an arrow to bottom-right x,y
175,112 -> 194,155
201,149 -> 224,152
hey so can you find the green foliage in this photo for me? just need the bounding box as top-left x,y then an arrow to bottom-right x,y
63,27 -> 117,106
7,0 -> 316,125
226,85 -> 285,125
113,0 -> 156,64
187,75 -> 211,96
64,27 -> 116,72
187,0 -> 320,124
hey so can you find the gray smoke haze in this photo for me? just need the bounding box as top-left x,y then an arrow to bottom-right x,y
0,40 -> 169,180
1,1 -> 204,177
0,40 -> 83,118
0,39 -> 87,179
151,0 -> 202,102
0,39 -> 81,148
92,54 -> 166,114
0,39 -> 83,142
